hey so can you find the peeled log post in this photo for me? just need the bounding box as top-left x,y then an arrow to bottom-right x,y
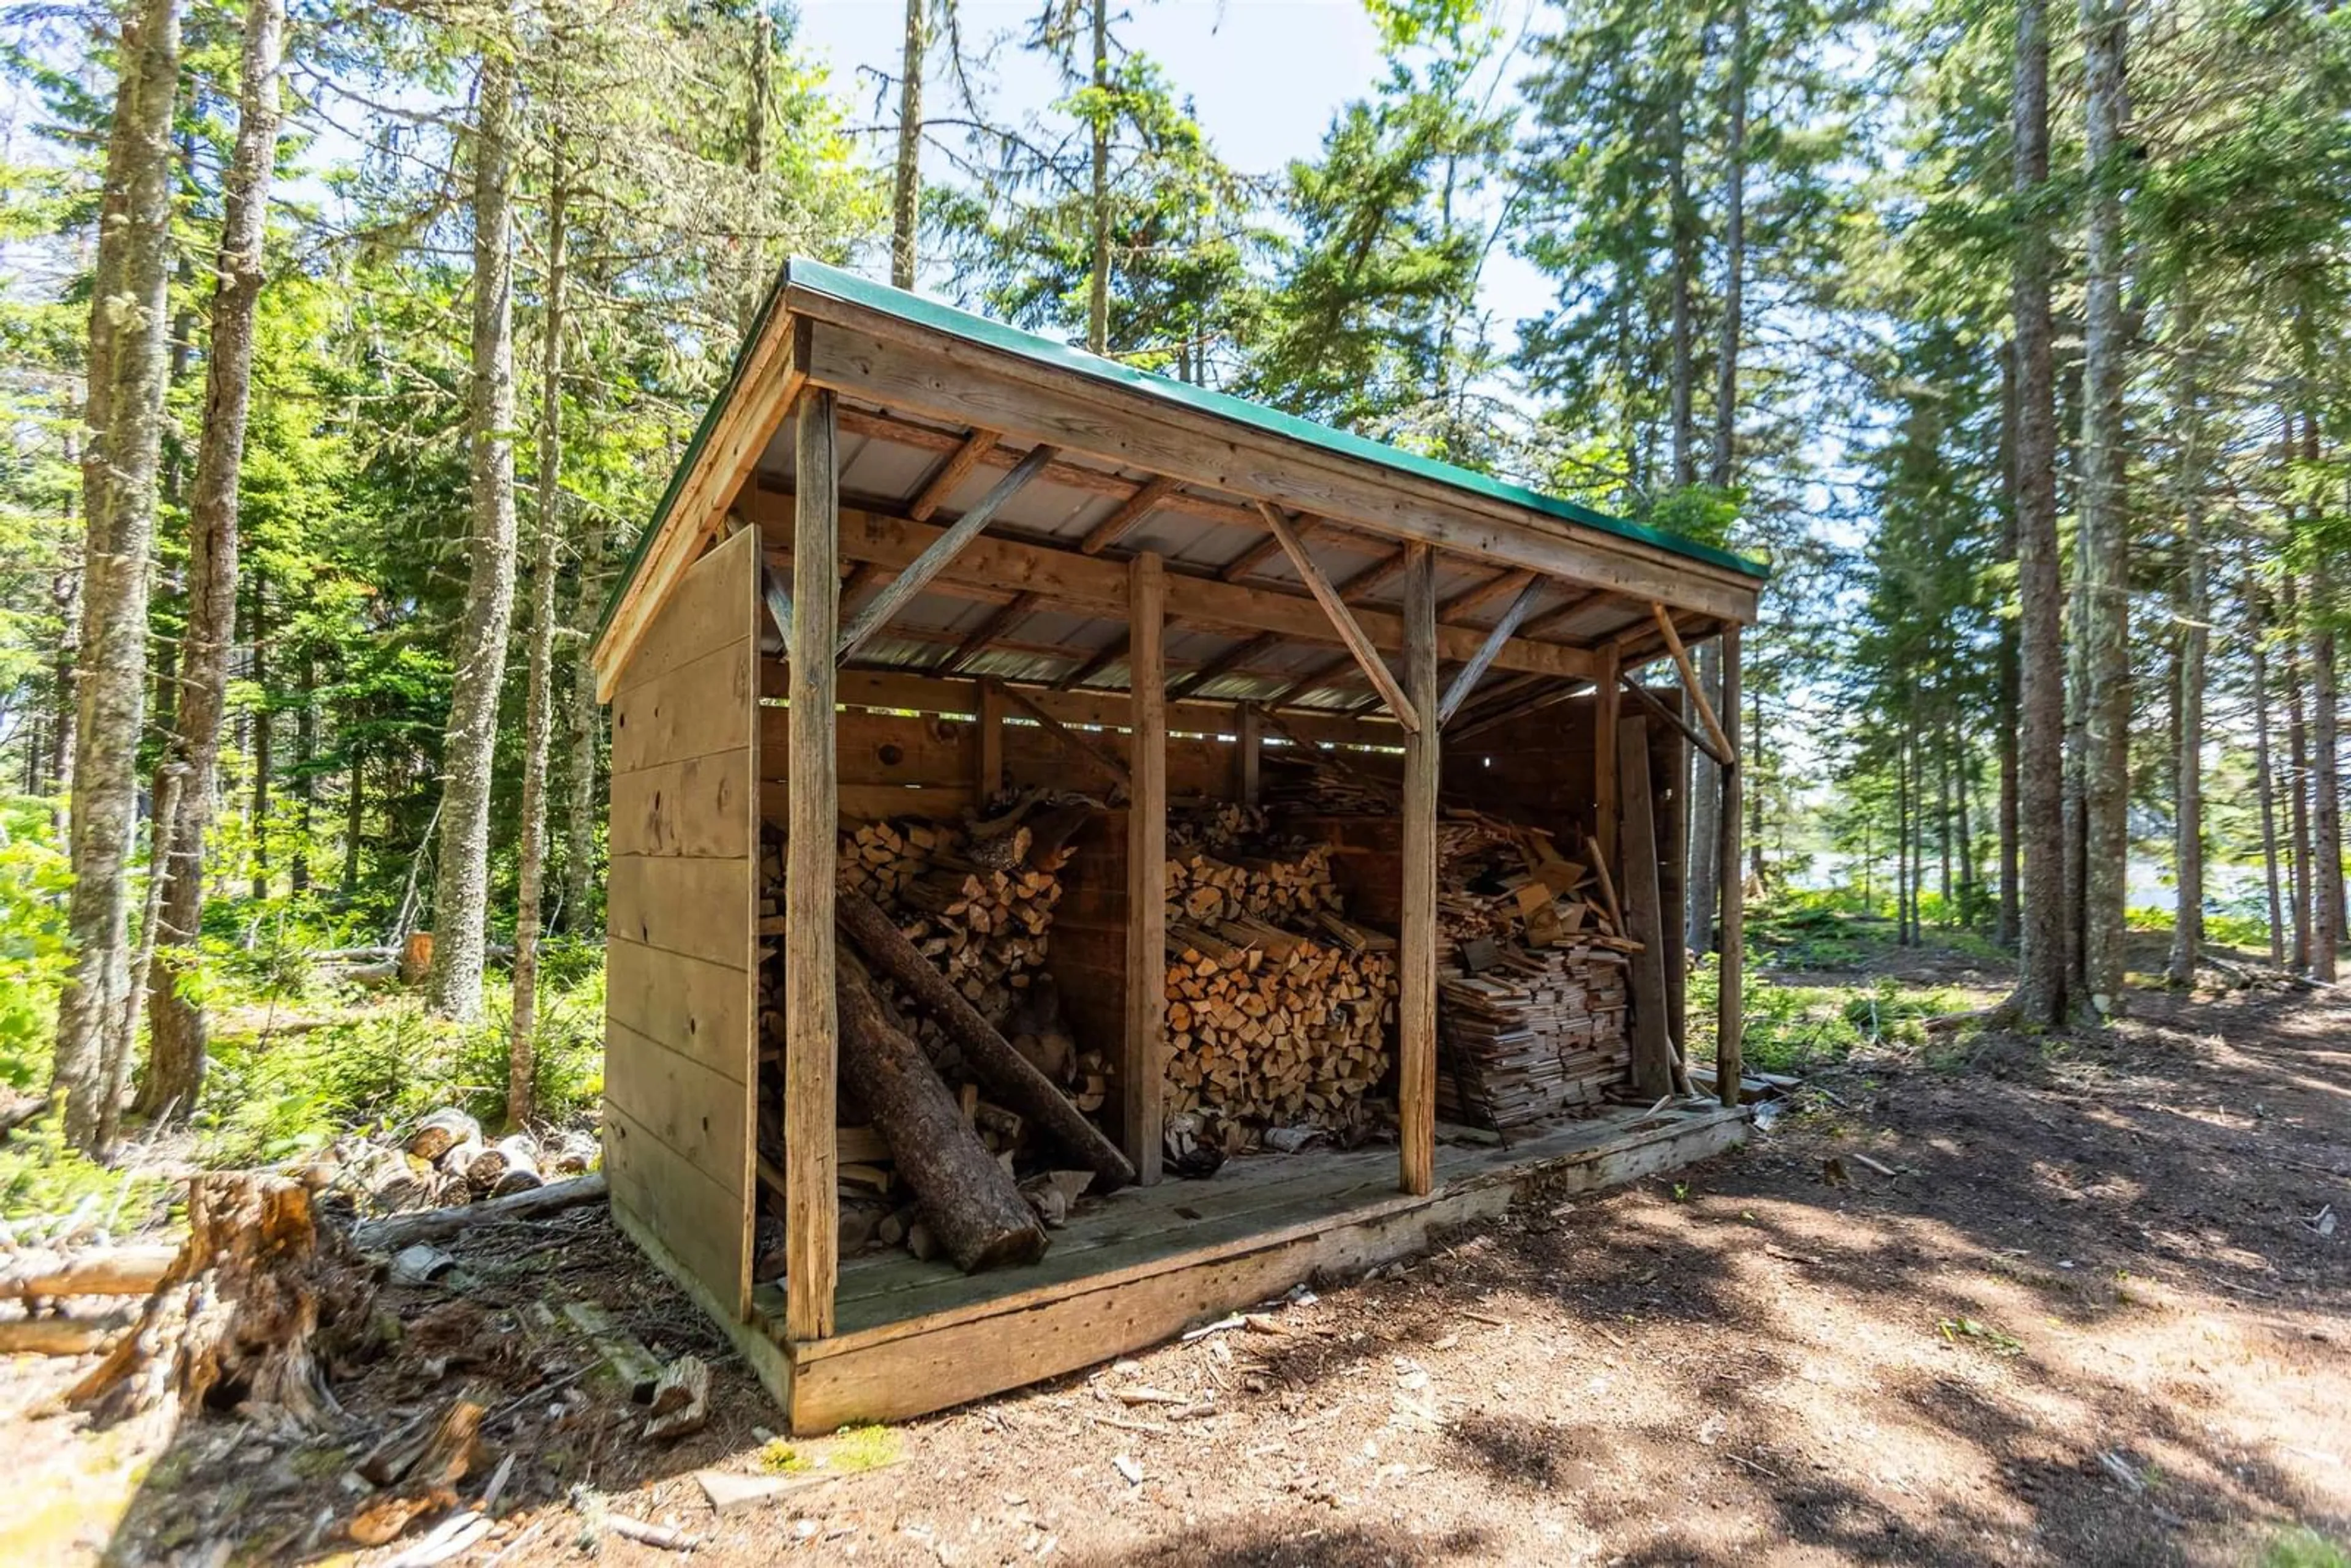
836,887 -> 1134,1192
836,961 -> 1048,1273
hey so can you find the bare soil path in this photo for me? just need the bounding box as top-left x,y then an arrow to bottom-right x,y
15,967 -> 2349,1567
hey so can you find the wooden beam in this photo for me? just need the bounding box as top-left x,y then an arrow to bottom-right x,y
937,591 -> 1038,676
1219,517 -> 1325,583
1650,604 -> 1732,763
785,386 -> 841,1342
1717,621 -> 1744,1108
1257,502 -> 1420,732
1444,671 -> 1556,740
1437,576 -> 1547,728
977,678 -> 1006,800
1126,552 -> 1168,1185
1594,644 -> 1621,868
758,558 -> 793,648
907,428 -> 1000,522
748,490 -> 1605,683
998,684 -> 1130,789
1615,713 -> 1675,1101
1079,473 -> 1179,555
1441,568 -> 1537,621
837,444 -> 1059,663
1235,702 -> 1262,805
1398,543 -> 1438,1197
1520,587 -> 1613,642
1621,672 -> 1731,768
1269,651 -> 1352,709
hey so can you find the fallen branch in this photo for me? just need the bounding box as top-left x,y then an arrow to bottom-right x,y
350,1172 -> 607,1253
0,1311 -> 134,1356
0,1245 -> 178,1300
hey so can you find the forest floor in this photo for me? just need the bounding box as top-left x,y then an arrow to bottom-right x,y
6,922 -> 2348,1567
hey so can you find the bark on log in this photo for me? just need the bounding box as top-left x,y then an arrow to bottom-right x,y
836,962 -> 1048,1273
837,887 -> 1134,1191
350,1171 -> 606,1253
0,1311 -> 133,1355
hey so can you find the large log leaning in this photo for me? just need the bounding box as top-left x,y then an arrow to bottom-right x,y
836,961 -> 1049,1274
837,887 -> 1135,1192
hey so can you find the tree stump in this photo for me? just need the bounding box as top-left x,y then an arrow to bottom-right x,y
70,1171 -> 375,1427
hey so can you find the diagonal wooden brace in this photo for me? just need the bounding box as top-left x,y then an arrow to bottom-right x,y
1256,501 -> 1420,733
838,443 -> 1059,664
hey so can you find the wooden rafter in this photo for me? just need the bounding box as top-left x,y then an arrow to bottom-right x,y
748,491 -> 1604,683
1649,603 -> 1733,765
1449,676 -> 1577,743
1166,631 -> 1281,704
1168,543 -> 1410,704
1267,650 -> 1354,709
999,683 -> 1130,789
1437,576 -> 1548,728
1518,585 -> 1614,642
837,445 -> 1059,663
1441,568 -> 1535,621
1055,631 -> 1130,691
907,427 -> 1001,521
1218,517 -> 1323,583
936,590 -> 1039,676
1079,474 -> 1179,555
1256,501 -> 1420,733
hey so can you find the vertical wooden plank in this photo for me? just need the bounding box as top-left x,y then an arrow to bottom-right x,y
1235,702 -> 1262,806
1616,714 -> 1675,1098
1717,624 -> 1745,1106
785,388 -> 840,1341
1125,552 -> 1168,1185
1398,544 -> 1439,1196
977,678 -> 1006,803
1594,648 -> 1620,867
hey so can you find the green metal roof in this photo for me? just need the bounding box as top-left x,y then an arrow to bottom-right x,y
601,258 -> 1768,643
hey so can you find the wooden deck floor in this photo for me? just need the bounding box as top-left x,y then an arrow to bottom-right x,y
748,1100 -> 1748,1429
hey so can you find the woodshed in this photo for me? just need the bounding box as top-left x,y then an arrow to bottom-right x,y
587,260 -> 1771,1433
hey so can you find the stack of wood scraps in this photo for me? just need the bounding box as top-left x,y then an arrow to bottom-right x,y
1430,816 -> 1635,1128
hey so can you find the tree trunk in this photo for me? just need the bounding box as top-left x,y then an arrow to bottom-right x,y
343,742 -> 365,896
509,146 -> 568,1130
291,644 -> 313,893
1995,346 -> 2022,948
559,509 -> 607,934
249,579 -> 270,901
2250,569 -> 2284,967
836,961 -> 1049,1273
1954,711 -> 1976,916
139,0 -> 283,1122
53,0 -> 181,1157
2006,0 -> 2066,1026
427,49 -> 520,1024
1085,0 -> 1110,355
891,0 -> 926,288
2166,318 -> 2207,987
2073,0 -> 2131,1018
2285,574 -> 2313,973
2309,546 -> 2342,981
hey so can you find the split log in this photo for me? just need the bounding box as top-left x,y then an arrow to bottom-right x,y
69,1172 -> 376,1427
835,962 -> 1048,1273
406,1108 -> 482,1163
350,1172 -> 607,1253
0,1245 -> 178,1300
836,887 -> 1133,1191
464,1135 -> 544,1196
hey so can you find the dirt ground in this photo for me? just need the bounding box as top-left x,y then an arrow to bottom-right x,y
8,957 -> 2348,1567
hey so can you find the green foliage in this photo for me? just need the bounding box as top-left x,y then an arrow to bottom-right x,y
0,797 -> 71,1087
2262,1528 -> 2351,1568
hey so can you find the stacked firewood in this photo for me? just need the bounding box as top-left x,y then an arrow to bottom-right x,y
757,793 -> 1128,1272
1258,746 -> 1395,814
1430,816 -> 1635,1128
1161,817 -> 1397,1139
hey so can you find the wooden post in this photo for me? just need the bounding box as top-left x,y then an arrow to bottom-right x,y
1616,714 -> 1676,1099
1399,544 -> 1439,1196
784,389 -> 839,1341
1125,552 -> 1168,1185
1717,623 -> 1745,1106
1594,646 -> 1620,868
977,678 -> 1005,802
1235,702 -> 1262,805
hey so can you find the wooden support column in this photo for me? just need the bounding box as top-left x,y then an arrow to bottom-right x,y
784,389 -> 841,1341
1234,702 -> 1262,805
977,678 -> 1006,801
1398,544 -> 1439,1196
1717,624 -> 1745,1106
1594,647 -> 1620,868
1125,552 -> 1168,1185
